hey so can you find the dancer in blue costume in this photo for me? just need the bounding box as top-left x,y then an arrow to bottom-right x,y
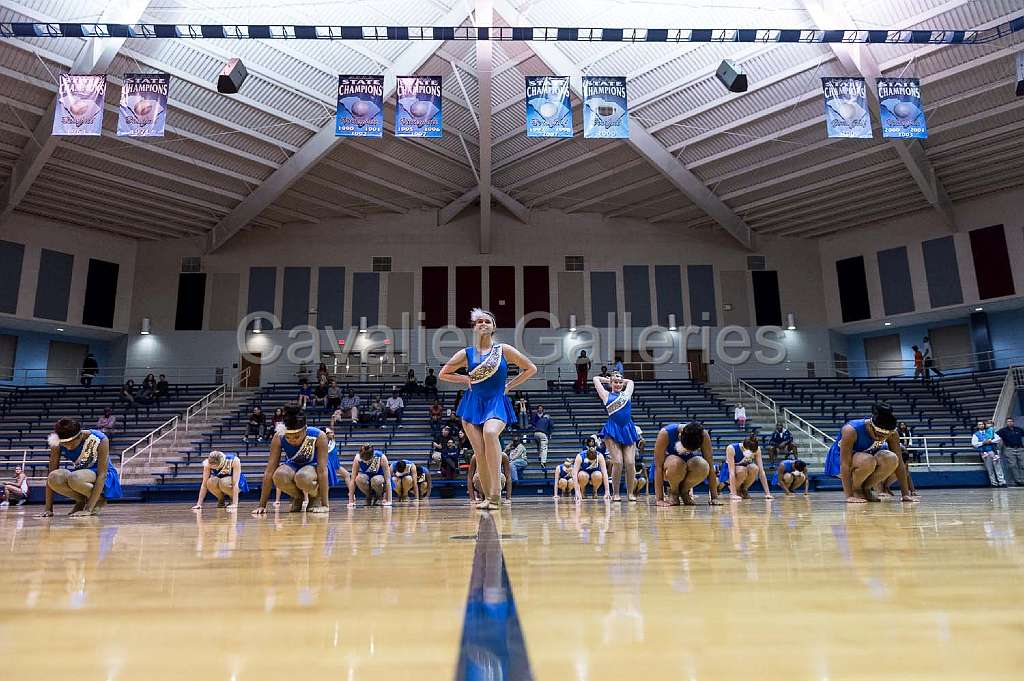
594,372 -> 640,501
552,458 -> 575,498
720,434 -> 773,501
823,402 -> 914,504
38,418 -> 123,517
772,458 -> 809,495
193,450 -> 248,511
252,405 -> 332,514
348,444 -> 393,507
439,308 -> 537,511
653,421 -> 722,507
572,445 -> 611,500
392,459 -> 426,502
323,427 -> 351,494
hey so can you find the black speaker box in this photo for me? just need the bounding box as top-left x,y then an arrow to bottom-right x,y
716,59 -> 748,93
217,58 -> 247,94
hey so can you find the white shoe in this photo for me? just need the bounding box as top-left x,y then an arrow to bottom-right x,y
0,501 -> 9,508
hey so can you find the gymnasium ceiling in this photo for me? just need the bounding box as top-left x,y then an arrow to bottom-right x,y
0,0 -> 1022,246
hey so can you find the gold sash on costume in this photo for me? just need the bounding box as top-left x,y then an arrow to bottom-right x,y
361,455 -> 382,474
71,434 -> 102,470
290,435 -> 318,466
864,439 -> 888,455
214,458 -> 233,476
605,392 -> 630,416
468,344 -> 502,384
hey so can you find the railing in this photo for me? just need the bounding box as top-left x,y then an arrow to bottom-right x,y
229,365 -> 252,398
118,415 -> 179,476
992,365 -> 1023,423
0,449 -> 34,468
183,384 -> 227,432
909,435 -> 986,471
0,365 -> 233,387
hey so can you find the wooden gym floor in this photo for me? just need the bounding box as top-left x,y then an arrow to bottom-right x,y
1,488 -> 1022,680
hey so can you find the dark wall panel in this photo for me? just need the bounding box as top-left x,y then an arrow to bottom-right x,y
247,266 -> 276,331
835,256 -> 871,322
969,225 -> 1015,300
33,249 -> 73,321
522,266 -> 550,328
623,265 -> 652,327
421,267 -> 448,328
455,266 -> 482,328
654,265 -> 684,327
0,240 -> 24,315
687,265 -> 716,326
921,236 -> 963,308
317,267 -> 345,328
351,272 -> 380,328
488,266 -> 516,329
751,270 -> 782,326
876,246 -> 915,315
281,267 -> 311,329
590,271 -> 617,326
175,273 -> 206,330
82,258 -> 120,328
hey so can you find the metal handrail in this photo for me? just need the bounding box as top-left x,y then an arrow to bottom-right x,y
119,415 -> 178,475
183,384 -> 226,432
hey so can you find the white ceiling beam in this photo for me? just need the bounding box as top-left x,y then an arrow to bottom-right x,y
0,0 -> 152,226
302,174 -> 406,214
208,1 -> 475,253
494,0 -> 751,249
320,159 -> 450,208
437,185 -> 530,226
565,175 -> 663,214
527,158 -> 647,208
504,143 -> 622,191
19,200 -> 161,241
477,0 -> 494,254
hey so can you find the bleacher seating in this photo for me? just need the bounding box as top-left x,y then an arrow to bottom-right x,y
746,369 -> 1006,463
0,382 -> 225,479
155,376 -> 761,488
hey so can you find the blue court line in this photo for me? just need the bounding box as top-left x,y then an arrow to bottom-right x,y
454,514 -> 534,681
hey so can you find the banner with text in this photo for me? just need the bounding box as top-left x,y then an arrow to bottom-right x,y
821,77 -> 872,139
52,73 -> 106,136
335,75 -> 384,138
525,75 -> 572,138
395,75 -> 442,138
117,73 -> 169,137
877,77 -> 928,139
582,76 -> 628,139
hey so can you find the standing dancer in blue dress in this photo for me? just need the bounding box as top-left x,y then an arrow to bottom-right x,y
192,450 -> 248,511
594,372 -> 640,501
439,308 -> 537,511
252,405 -> 333,515
823,402 -> 915,503
38,418 -> 123,517
653,422 -> 722,507
772,458 -> 809,495
719,434 -> 773,500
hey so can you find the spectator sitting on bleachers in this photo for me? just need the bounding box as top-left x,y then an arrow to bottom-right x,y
143,373 -> 157,394
385,390 -> 404,426
598,365 -> 610,378
402,369 -> 420,397
118,380 -> 136,408
96,408 -> 116,436
767,423 -> 797,463
245,406 -> 266,444
316,362 -> 328,384
423,368 -> 439,400
0,466 -> 28,507
363,398 -> 384,428
506,435 -> 528,482
312,379 -> 329,409
734,403 -> 747,429
138,374 -> 158,406
331,390 -> 360,428
156,374 -> 170,399
435,426 -> 461,478
297,379 -> 312,410
972,420 -> 1005,488
429,399 -> 443,438
270,407 -> 284,434
80,353 -> 98,387
326,380 -> 342,412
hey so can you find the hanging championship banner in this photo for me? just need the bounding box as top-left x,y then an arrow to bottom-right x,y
877,78 -> 928,139
582,76 -> 628,139
335,75 -> 383,138
525,76 -> 572,138
52,73 -> 106,136
821,77 -> 872,139
395,76 -> 442,138
117,73 -> 169,137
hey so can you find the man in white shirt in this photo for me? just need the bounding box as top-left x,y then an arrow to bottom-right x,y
505,435 -> 528,482
385,390 -> 405,426
922,336 -> 944,379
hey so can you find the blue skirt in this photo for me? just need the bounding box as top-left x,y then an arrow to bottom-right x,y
283,459 -> 339,487
328,450 -> 341,478
217,473 -> 250,493
824,442 -> 840,477
93,465 -> 123,500
456,390 -> 516,426
599,419 -> 639,446
718,460 -> 751,484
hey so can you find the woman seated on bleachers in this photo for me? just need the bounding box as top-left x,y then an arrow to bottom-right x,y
402,369 -> 420,397
192,450 -> 248,511
118,380 -> 136,408
37,418 -> 123,517
95,408 -> 116,436
296,379 -> 313,410
0,466 -> 28,507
